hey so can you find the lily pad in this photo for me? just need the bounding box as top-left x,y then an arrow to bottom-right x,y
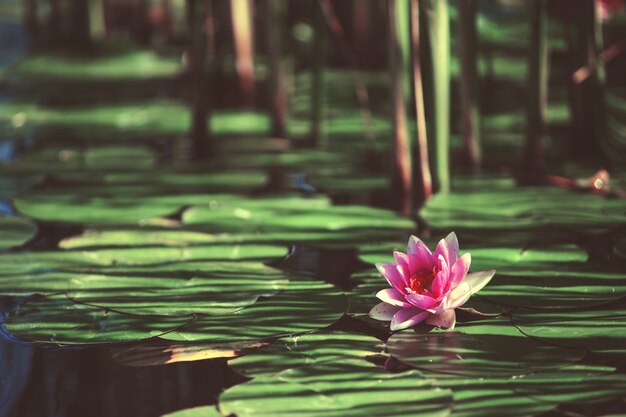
66,262 -> 289,316
421,187 -> 626,232
0,215 -> 36,250
512,301 -> 626,358
220,360 -> 453,417
161,277 -> 347,344
183,204 -> 414,240
386,319 -> 586,378
229,332 -> 385,378
3,294 -> 191,345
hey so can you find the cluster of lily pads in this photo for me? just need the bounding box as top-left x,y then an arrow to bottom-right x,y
0,39 -> 625,417
1,147 -> 626,416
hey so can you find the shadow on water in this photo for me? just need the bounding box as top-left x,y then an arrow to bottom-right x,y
269,245 -> 371,291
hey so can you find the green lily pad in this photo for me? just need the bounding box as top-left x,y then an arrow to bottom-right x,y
59,228 -> 221,249
161,277 -> 347,344
220,360 -> 453,417
0,243 -> 286,296
386,319 -> 586,378
4,294 -> 191,345
9,50 -> 183,82
183,204 -> 414,240
84,146 -> 156,170
229,332 -> 384,378
421,187 -> 626,232
66,262 -> 289,316
13,192 -> 332,225
506,364 -> 626,404
512,301 -> 626,358
68,243 -> 287,266
0,215 -> 37,250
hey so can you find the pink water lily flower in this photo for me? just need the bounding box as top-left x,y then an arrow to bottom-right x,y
369,232 -> 495,331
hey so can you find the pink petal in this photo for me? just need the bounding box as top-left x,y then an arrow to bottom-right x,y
465,270 -> 496,294
444,232 -> 460,265
425,309 -> 456,329
376,262 -> 407,292
407,235 -> 431,255
446,282 -> 472,309
407,242 -> 436,275
393,251 -> 409,267
369,302 -> 402,321
405,292 -> 439,310
434,238 -> 451,267
390,308 -> 430,331
449,253 -> 471,291
407,236 -> 434,271
376,288 -> 411,307
431,255 -> 450,297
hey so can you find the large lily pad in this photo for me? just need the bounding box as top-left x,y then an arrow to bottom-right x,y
220,362 -> 453,417
229,332 -> 385,378
183,204 -> 414,241
3,294 -> 191,345
66,262 -> 289,316
421,187 -> 626,232
512,301 -> 626,358
13,192 -> 332,225
161,277 -> 347,344
386,318 -> 586,378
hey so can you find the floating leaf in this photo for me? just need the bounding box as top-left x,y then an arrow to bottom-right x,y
386,319 -> 586,378
4,295 -> 191,344
66,262 -> 289,316
220,360 -> 452,417
513,301 -> 626,358
161,277 -> 346,344
229,332 -> 384,378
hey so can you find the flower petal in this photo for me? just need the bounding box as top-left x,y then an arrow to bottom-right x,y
425,310 -> 456,329
449,253 -> 472,290
407,236 -> 436,273
390,308 -> 430,331
393,251 -> 409,267
376,288 -> 411,307
446,282 -> 472,309
376,262 -> 407,292
466,270 -> 496,294
434,238 -> 451,267
405,292 -> 439,310
369,302 -> 402,321
444,232 -> 460,265
431,255 -> 450,297
407,235 -> 432,256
